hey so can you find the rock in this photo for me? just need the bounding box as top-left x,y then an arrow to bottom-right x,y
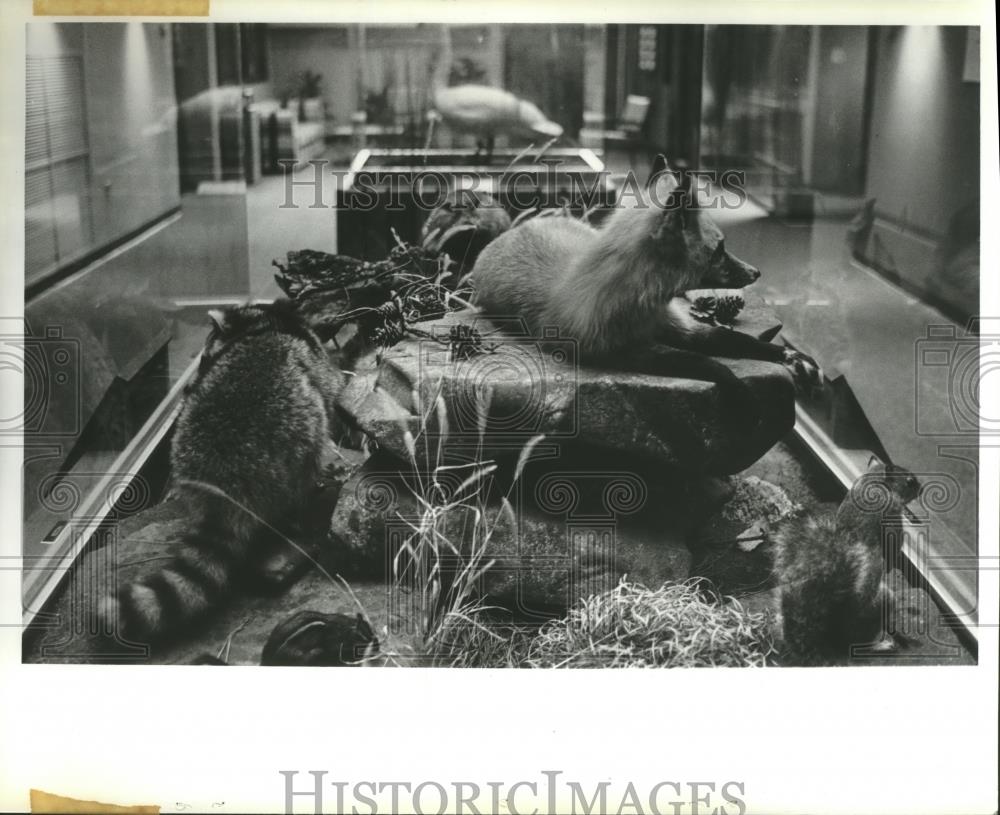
698,476 -> 801,542
320,446 -> 370,492
335,308 -> 794,475
690,476 -> 802,595
743,439 -> 844,506
327,452 -> 692,618
685,289 -> 782,340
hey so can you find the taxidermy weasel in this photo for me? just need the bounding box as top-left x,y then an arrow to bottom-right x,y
772,459 -> 921,666
470,165 -> 822,408
99,301 -> 343,642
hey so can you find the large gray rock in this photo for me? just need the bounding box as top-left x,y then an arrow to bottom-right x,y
337,305 -> 793,475
327,452 -> 693,618
690,476 -> 801,596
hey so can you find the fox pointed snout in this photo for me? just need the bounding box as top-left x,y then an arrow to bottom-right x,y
709,254 -> 760,288
729,256 -> 760,287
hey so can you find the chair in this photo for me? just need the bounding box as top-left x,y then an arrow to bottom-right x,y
610,95 -> 651,141
580,95 -> 652,163
252,100 -> 327,173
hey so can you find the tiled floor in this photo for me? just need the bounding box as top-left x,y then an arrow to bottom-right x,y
245,159 -> 343,300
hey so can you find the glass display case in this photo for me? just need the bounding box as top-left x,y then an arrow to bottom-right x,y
23,21 -> 257,619
699,24 -> 980,620
20,22 -> 983,650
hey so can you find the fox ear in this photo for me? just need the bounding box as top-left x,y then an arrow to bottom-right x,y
649,169 -> 691,215
673,165 -> 697,205
660,175 -> 695,231
650,153 -> 671,179
649,170 -> 676,202
666,177 -> 695,211
655,202 -> 687,240
207,309 -> 227,332
647,155 -> 678,193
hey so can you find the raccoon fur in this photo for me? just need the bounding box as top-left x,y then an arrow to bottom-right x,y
99,300 -> 343,642
772,460 -> 921,666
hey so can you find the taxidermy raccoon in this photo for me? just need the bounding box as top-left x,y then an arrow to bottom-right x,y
99,300 -> 343,642
471,163 -> 821,403
772,459 -> 921,666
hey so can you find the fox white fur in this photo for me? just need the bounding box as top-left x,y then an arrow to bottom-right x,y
472,172 -> 761,356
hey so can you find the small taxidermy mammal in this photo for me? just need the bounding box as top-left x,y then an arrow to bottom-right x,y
260,610 -> 378,666
420,189 -> 511,274
471,159 -> 822,415
100,301 -> 343,642
186,610 -> 378,666
771,458 -> 921,666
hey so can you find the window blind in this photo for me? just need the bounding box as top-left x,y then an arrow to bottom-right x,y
25,54 -> 93,286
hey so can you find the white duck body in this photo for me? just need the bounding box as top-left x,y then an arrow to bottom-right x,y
431,84 -> 563,141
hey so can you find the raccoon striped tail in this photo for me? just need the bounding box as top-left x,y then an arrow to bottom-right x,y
99,521 -> 242,642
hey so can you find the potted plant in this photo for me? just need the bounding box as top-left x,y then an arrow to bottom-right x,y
297,70 -> 324,122
364,85 -> 393,127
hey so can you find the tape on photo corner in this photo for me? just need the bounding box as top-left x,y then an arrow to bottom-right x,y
34,0 -> 208,15
30,789 -> 160,814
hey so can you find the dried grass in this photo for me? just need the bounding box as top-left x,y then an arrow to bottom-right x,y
416,578 -> 777,669
524,579 -> 776,668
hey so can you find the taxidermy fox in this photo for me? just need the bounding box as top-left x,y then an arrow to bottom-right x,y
99,301 -> 343,642
471,166 -> 821,403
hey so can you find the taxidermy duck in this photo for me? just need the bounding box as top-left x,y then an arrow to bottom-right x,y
428,25 -> 563,158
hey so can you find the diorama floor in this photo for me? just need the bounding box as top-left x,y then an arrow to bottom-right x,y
23,439 -> 975,667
